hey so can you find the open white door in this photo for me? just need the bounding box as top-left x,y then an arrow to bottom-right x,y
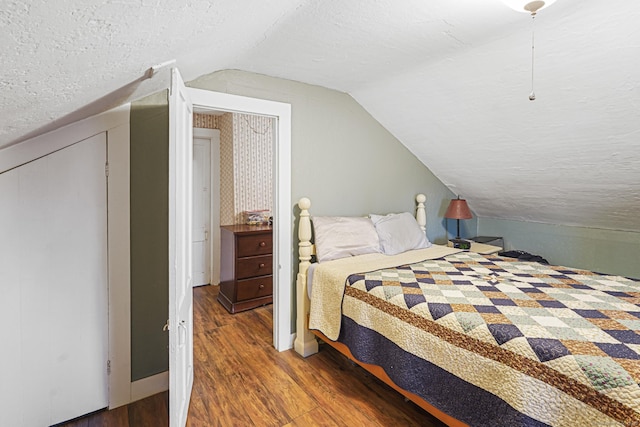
168,68 -> 194,427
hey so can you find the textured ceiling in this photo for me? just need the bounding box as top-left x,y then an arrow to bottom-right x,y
2,0 -> 639,231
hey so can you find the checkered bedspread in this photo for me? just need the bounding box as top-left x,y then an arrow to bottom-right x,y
340,252 -> 640,426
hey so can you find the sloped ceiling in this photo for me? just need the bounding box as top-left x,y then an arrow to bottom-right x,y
2,0 -> 639,232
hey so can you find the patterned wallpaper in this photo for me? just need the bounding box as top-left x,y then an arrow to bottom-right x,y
232,114 -> 273,224
193,113 -> 220,129
193,112 -> 273,225
217,113 -> 235,225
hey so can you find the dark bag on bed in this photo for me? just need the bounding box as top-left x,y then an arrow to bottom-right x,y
498,250 -> 549,265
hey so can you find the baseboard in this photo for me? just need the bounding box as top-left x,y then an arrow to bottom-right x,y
130,371 -> 169,402
289,333 -> 296,349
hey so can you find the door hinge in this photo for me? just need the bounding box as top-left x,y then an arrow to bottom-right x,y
105,162 -> 110,177
107,360 -> 111,375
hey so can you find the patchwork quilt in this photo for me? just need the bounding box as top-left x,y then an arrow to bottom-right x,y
335,252 -> 640,427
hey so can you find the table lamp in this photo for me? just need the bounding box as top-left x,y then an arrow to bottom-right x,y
445,197 -> 473,249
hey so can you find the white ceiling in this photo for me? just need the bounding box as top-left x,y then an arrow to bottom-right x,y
2,0 -> 639,231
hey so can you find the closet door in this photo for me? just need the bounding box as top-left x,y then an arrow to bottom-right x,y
0,133 -> 108,426
192,136 -> 211,286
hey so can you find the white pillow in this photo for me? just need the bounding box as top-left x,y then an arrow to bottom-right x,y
370,212 -> 431,255
312,216 -> 381,262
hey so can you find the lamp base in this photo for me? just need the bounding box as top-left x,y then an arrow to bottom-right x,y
450,238 -> 471,250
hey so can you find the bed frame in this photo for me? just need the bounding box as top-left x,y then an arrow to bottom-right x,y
293,194 -> 467,427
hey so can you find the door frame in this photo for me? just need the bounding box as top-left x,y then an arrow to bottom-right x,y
188,88 -> 292,351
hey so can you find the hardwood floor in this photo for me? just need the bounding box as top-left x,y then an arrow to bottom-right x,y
61,285 -> 445,427
56,392 -> 168,427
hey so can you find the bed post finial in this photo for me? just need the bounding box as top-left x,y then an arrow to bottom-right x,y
416,194 -> 426,233
298,197 -> 311,212
294,197 -> 319,357
297,197 -> 312,270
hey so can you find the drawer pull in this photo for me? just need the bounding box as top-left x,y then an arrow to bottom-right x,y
259,241 -> 266,247
259,263 -> 265,268
259,284 -> 265,289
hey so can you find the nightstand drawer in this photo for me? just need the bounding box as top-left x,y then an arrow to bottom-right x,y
236,255 -> 273,279
237,233 -> 272,257
236,276 -> 273,301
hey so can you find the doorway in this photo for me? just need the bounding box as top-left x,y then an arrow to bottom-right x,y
192,110 -> 276,292
187,88 -> 292,352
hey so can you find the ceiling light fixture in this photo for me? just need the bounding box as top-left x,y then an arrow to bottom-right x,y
503,0 -> 556,14
503,0 -> 557,101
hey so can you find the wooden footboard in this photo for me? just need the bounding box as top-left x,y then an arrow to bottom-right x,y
293,197 -> 319,357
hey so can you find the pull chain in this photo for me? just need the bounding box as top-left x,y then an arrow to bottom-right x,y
529,13 -> 536,101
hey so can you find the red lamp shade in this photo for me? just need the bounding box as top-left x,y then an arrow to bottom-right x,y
444,198 -> 473,220
445,198 -> 473,241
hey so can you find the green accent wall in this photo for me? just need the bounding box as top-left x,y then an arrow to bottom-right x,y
130,91 -> 170,381
479,218 -> 640,279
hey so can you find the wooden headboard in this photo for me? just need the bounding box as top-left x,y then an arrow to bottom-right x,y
293,194 -> 427,357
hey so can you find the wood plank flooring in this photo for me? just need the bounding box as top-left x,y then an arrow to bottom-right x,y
55,392 -> 168,427
60,285 -> 445,427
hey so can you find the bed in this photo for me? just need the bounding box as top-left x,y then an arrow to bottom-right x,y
293,195 -> 640,427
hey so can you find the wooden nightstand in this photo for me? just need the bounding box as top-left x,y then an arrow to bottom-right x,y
218,224 -> 273,313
